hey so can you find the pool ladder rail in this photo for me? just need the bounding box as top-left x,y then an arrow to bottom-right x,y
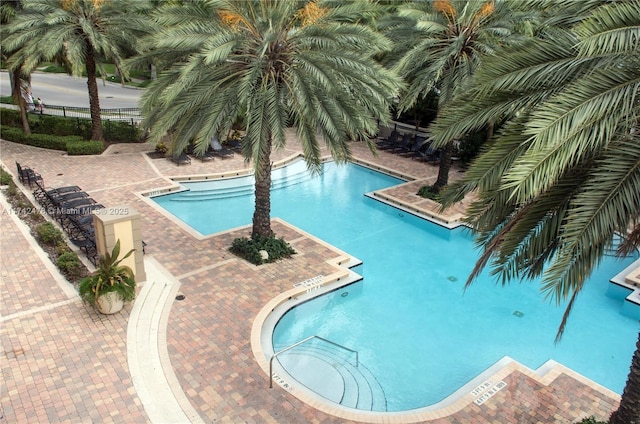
269,335 -> 358,388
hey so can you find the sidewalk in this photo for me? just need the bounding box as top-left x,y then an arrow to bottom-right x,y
0,139 -> 620,423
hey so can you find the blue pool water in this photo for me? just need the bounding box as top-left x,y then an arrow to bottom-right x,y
153,160 -> 639,411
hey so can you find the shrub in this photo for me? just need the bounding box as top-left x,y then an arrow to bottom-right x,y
230,234 -> 296,265
0,107 -> 142,143
57,251 -> 82,274
35,222 -> 64,245
0,125 -> 82,150
25,133 -> 75,150
0,126 -> 27,143
575,417 -> 607,424
0,168 -> 13,186
417,185 -> 441,202
66,140 -> 104,155
0,108 -> 21,127
103,119 -> 142,142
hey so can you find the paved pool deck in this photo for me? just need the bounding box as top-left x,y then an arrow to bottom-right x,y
0,136 -> 623,423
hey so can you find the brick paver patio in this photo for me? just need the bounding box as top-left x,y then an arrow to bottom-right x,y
0,137 -> 622,423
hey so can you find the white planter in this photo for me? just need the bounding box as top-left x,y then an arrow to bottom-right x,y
96,291 -> 124,314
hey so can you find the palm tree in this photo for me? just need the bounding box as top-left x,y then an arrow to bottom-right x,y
387,0 -> 527,192
1,0 -> 32,134
429,1 -> 640,422
4,0 -> 152,142
135,0 -> 402,239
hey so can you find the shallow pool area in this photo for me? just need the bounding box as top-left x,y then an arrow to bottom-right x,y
151,159 -> 640,413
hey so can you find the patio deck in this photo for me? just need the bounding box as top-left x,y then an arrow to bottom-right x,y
0,136 -> 622,423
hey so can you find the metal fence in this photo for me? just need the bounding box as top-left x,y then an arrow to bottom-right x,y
32,104 -> 142,123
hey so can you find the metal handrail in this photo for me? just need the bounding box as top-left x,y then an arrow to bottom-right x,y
269,335 -> 358,388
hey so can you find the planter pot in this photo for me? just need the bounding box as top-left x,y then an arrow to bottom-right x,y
96,291 -> 124,314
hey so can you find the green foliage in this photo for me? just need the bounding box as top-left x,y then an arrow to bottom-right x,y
417,185 -> 441,201
41,64 -> 68,73
78,240 -> 136,308
136,0 -> 402,237
66,140 -> 104,155
575,417 -> 607,424
230,235 -> 296,265
0,169 -> 13,186
36,222 -> 64,245
103,119 -> 142,142
430,0 -> 640,348
57,251 -> 82,275
155,142 -> 168,154
0,125 -> 81,150
0,96 -> 13,104
457,129 -> 487,168
1,110 -> 141,145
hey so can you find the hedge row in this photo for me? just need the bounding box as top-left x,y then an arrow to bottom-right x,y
0,107 -> 142,143
0,125 -> 103,155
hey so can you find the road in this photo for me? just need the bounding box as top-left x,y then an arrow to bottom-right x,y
0,71 -> 142,109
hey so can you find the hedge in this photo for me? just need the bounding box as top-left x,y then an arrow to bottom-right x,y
66,140 -> 104,155
0,125 -> 100,154
0,108 -> 142,142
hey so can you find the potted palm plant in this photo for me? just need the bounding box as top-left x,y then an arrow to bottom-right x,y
78,240 -> 136,314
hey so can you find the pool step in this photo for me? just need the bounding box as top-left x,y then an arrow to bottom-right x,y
170,164 -> 314,202
277,342 -> 387,411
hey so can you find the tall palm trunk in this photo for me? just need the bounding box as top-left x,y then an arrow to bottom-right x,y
11,69 -> 30,135
610,331 -> 640,424
433,140 -> 454,192
252,139 -> 273,238
85,43 -> 104,142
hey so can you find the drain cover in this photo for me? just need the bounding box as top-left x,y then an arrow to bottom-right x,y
447,276 -> 458,282
175,294 -> 185,301
512,310 -> 524,317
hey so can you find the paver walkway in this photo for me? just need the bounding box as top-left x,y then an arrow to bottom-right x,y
0,138 -> 623,423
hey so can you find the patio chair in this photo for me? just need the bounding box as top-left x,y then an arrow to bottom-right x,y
400,135 -> 428,158
390,133 -> 414,153
209,136 -> 234,159
415,142 -> 440,163
70,236 -> 98,265
15,162 -> 43,188
226,138 -> 243,154
187,143 -> 215,162
169,152 -> 191,166
376,130 -> 399,150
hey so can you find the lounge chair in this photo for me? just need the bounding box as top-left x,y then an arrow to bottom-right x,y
415,142 -> 440,163
209,136 -> 234,159
226,138 -> 243,154
376,130 -> 399,150
70,237 -> 98,265
32,180 -> 79,205
400,135 -> 428,157
390,133 -> 414,153
187,143 -> 215,162
169,152 -> 191,166
15,162 -> 43,187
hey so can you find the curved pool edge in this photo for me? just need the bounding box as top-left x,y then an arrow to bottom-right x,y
250,221 -> 626,423
251,289 -> 623,424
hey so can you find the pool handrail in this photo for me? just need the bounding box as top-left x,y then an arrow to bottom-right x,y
269,335 -> 359,388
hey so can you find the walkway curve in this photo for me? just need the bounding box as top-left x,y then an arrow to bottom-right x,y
127,256 -> 203,424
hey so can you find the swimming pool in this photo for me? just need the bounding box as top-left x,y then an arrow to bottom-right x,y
152,159 -> 640,412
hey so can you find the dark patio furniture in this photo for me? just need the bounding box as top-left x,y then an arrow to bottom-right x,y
15,162 -> 43,187
376,130 -> 399,150
169,152 -> 191,166
209,136 -> 234,159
